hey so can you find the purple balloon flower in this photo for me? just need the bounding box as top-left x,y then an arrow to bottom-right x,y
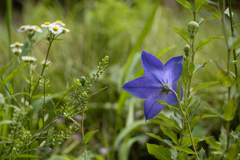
122,51 -> 183,120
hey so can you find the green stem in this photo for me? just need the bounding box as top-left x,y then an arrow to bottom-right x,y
43,75 -> 46,129
180,83 -> 188,146
6,0 -> 12,62
228,0 -> 238,88
30,39 -> 53,102
82,111 -> 86,160
171,89 -> 199,160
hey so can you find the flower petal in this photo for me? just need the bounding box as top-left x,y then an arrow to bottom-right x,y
164,56 -> 183,85
141,51 -> 166,84
122,76 -> 161,99
143,93 -> 165,120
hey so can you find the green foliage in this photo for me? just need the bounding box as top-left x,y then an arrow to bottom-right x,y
181,137 -> 203,147
202,5 -> 221,19
176,0 -> 193,12
222,97 -> 237,121
196,37 -> 224,52
188,62 -> 195,76
217,67 -> 234,87
202,135 -> 223,152
191,81 -> 219,93
195,0 -> 207,12
172,146 -> 195,154
83,130 -> 99,144
147,143 -> 173,160
226,142 -> 240,160
198,148 -> 207,160
157,114 -> 181,131
182,61 -> 189,83
171,28 -> 190,43
176,152 -> 188,160
161,126 -> 179,145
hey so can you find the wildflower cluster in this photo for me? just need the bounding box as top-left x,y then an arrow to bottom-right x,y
10,42 -> 23,56
61,56 -> 109,118
50,125 -> 79,146
41,20 -> 70,35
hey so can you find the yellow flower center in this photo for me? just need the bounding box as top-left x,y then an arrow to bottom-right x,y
44,22 -> 51,25
53,26 -> 58,31
56,20 -> 62,23
14,42 -> 20,45
20,25 -> 25,28
35,26 -> 40,30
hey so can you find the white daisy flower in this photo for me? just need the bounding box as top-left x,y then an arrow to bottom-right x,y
41,22 -> 52,28
52,20 -> 65,26
49,25 -> 63,34
22,56 -> 37,63
27,25 -> 42,33
18,25 -> 30,32
12,48 -> 22,56
41,60 -> 51,67
62,27 -> 70,33
10,42 -> 24,47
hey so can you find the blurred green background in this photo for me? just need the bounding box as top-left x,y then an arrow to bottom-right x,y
0,0 -> 240,159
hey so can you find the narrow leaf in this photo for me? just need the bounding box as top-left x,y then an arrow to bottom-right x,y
146,133 -> 172,146
202,135 -> 223,151
195,0 -> 207,12
201,114 -> 219,118
191,81 -> 219,92
0,63 -> 27,89
223,97 -> 237,121
172,146 -> 195,154
188,62 -> 195,75
84,130 -> 99,144
194,62 -> 207,73
0,120 -> 11,125
189,100 -> 201,120
196,37 -> 224,52
161,126 -> 179,145
203,5 -> 221,19
147,143 -> 173,160
171,28 -> 190,43
176,0 -> 193,12
183,116 -> 200,135
181,137 -> 203,147
157,114 -> 181,130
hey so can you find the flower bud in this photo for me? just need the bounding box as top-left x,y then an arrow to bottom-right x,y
39,140 -> 46,148
183,44 -> 190,57
80,76 -> 86,87
188,21 -> 199,39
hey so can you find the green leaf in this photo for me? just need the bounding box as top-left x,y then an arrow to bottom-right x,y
217,67 -> 234,87
0,93 -> 5,105
182,61 -> 189,83
121,1 -> 160,85
1,154 -> 40,159
0,63 -> 27,89
181,137 -> 203,147
188,62 -> 195,75
196,37 -> 224,52
191,81 -> 219,92
201,114 -> 219,118
202,135 -> 223,151
203,4 -> 221,19
172,146 -> 195,154
146,133 -> 172,146
236,48 -> 240,57
183,116 -> 200,135
197,17 -> 216,25
157,100 -> 179,111
223,97 -> 237,121
231,38 -> 240,52
194,62 -> 207,73
62,153 -> 77,160
189,100 -> 201,120
198,148 -> 207,160
157,114 -> 181,131
195,0 -> 207,12
171,28 -> 190,43
161,126 -> 179,145
83,130 -> 99,144
233,23 -> 240,28
176,152 -> 188,160
38,118 -> 43,129
147,143 -> 173,160
226,142 -> 240,160
176,0 -> 193,12
0,120 -> 11,125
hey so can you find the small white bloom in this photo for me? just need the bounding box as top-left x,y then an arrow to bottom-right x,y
41,60 -> 51,67
10,42 -> 24,47
27,25 -> 42,33
52,20 -> 65,26
12,48 -> 22,56
41,22 -> 52,28
62,27 -> 70,33
18,25 -> 30,32
49,25 -> 63,34
22,56 -> 37,63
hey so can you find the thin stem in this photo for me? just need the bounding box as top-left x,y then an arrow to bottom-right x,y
43,75 -> 46,129
180,83 -> 188,146
82,111 -> 86,160
30,39 -> 53,102
170,89 -> 199,160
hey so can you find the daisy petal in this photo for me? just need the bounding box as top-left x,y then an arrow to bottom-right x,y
141,51 -> 166,84
164,56 -> 183,85
122,76 -> 161,99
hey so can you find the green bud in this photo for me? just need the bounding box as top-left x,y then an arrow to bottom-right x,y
39,140 -> 46,148
184,44 -> 190,56
80,76 -> 86,87
188,21 -> 199,39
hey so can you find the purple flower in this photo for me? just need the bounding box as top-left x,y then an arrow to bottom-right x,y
74,114 -> 87,121
71,134 -> 80,140
122,51 -> 183,120
99,147 -> 107,155
56,118 -> 65,123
